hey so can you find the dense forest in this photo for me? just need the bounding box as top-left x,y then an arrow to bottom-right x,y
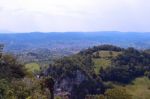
0,44 -> 150,99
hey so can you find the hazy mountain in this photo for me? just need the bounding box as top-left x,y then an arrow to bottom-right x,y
0,32 -> 150,53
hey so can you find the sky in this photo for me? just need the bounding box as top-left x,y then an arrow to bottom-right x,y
0,0 -> 150,33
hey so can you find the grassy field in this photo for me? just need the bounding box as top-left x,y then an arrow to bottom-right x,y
125,77 -> 150,99
105,77 -> 150,99
25,63 -> 40,73
93,58 -> 111,74
93,50 -> 122,58
93,51 -> 121,74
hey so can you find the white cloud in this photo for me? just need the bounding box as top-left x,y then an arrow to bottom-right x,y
0,0 -> 150,32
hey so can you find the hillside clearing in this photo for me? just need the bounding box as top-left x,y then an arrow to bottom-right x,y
25,63 -> 40,73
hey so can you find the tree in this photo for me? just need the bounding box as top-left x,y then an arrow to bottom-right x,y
109,51 -> 113,58
94,52 -> 100,58
44,77 -> 55,99
0,44 -> 4,58
0,45 -> 26,80
145,71 -> 150,79
0,54 -> 26,79
0,79 -> 11,99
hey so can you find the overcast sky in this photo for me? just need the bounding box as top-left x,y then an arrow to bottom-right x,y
0,0 -> 150,33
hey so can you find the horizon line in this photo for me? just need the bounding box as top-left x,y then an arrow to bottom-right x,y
0,31 -> 150,34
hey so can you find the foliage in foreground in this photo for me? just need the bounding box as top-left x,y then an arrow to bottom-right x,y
0,44 -> 53,99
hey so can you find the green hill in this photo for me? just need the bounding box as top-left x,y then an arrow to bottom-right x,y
45,45 -> 150,99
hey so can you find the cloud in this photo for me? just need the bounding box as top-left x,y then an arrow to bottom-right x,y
0,0 -> 150,32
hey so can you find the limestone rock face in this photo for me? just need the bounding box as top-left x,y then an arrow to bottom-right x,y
55,70 -> 89,92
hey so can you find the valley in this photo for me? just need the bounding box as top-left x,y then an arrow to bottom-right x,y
0,33 -> 150,99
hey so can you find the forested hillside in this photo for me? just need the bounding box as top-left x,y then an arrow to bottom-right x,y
45,45 -> 150,99
0,44 -> 150,99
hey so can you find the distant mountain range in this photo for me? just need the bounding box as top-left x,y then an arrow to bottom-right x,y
0,32 -> 150,53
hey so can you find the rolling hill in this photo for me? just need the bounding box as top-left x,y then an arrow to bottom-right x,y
0,32 -> 150,53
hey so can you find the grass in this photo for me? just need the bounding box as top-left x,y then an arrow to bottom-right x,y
25,63 -> 40,73
93,58 -> 111,74
125,77 -> 150,99
105,77 -> 150,99
93,50 -> 121,74
93,50 -> 122,58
